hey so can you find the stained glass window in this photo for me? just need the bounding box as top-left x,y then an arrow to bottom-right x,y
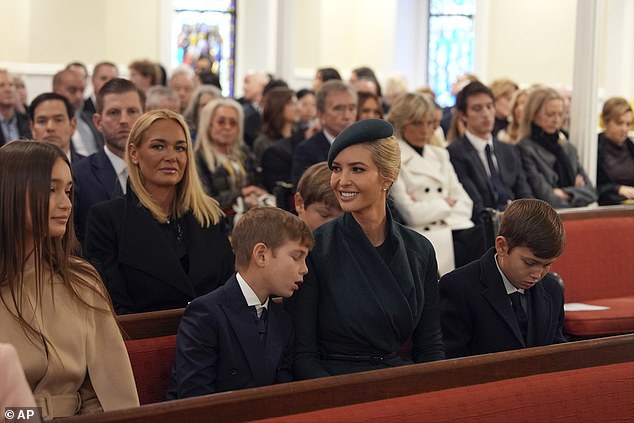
173,0 -> 236,96
428,0 -> 475,107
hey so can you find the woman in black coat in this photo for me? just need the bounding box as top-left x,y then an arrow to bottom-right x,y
286,119 -> 445,380
597,97 -> 634,205
84,110 -> 234,314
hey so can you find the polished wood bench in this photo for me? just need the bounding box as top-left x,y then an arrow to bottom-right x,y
60,334 -> 634,423
118,308 -> 184,340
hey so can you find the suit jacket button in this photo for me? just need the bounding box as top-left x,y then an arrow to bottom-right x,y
424,227 -> 430,231
424,187 -> 430,193
230,368 -> 239,376
437,187 -> 443,192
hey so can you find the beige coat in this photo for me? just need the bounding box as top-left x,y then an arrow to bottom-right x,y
0,257 -> 139,420
0,343 -> 36,409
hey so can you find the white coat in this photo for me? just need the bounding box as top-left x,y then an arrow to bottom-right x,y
391,140 -> 474,275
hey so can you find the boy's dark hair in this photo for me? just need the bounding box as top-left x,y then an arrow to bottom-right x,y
28,92 -> 74,121
296,88 -> 314,99
296,162 -> 341,210
498,199 -> 565,259
455,81 -> 495,115
96,78 -> 145,114
232,207 -> 314,269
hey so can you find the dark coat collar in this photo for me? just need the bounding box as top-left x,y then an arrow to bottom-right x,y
219,276 -> 286,385
478,248 -> 553,346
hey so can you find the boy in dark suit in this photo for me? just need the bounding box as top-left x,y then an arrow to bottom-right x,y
440,199 -> 567,358
167,207 -> 314,398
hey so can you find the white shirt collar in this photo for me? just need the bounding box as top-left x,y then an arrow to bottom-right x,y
103,145 -> 127,193
323,129 -> 337,145
236,272 -> 269,310
494,253 -> 525,295
465,130 -> 493,153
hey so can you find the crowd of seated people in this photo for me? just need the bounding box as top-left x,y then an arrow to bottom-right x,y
0,59 -> 632,419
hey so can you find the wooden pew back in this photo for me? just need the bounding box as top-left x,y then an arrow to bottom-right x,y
118,308 -> 184,340
60,334 -> 634,423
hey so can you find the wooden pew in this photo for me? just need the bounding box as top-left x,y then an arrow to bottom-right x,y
118,308 -> 184,340
59,334 -> 634,423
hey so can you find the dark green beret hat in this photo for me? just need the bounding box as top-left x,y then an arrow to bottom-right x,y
327,118 -> 394,168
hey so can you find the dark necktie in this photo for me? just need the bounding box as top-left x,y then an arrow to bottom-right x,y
485,144 -> 511,210
256,307 -> 267,342
509,292 -> 528,343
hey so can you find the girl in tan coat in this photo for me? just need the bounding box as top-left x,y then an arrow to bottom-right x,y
0,141 -> 139,420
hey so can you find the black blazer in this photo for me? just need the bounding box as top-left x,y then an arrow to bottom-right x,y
83,190 -> 235,314
242,102 -> 262,149
597,133 -> 634,205
448,135 -> 532,220
0,111 -> 32,146
260,134 -> 304,193
439,248 -> 566,359
72,149 -> 122,244
291,130 -> 330,187
167,275 -> 293,398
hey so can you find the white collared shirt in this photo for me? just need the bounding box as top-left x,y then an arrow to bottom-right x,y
465,130 -> 497,177
236,272 -> 269,318
494,253 -> 525,295
323,129 -> 336,145
103,146 -> 127,194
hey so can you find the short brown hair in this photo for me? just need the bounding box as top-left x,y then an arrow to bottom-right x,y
296,162 -> 340,210
498,199 -> 565,259
128,59 -> 160,85
231,207 -> 314,269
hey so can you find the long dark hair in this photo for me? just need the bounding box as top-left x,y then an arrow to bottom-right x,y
261,87 -> 295,140
0,141 -> 114,350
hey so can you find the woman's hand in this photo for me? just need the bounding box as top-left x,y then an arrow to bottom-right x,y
618,185 -> 634,199
445,197 -> 457,207
554,188 -> 570,200
575,174 -> 585,187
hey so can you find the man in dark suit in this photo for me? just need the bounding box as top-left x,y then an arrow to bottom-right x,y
167,207 -> 314,398
0,69 -> 31,146
291,80 -> 357,186
440,199 -> 567,359
53,69 -> 103,156
237,71 -> 270,148
72,78 -> 145,243
83,61 -> 119,115
29,93 -> 84,164
448,81 -> 532,222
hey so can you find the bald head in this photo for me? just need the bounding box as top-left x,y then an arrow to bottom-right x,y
243,71 -> 270,104
53,69 -> 85,112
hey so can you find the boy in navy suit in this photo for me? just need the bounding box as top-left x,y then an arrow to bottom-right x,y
440,199 -> 567,358
168,207 -> 314,398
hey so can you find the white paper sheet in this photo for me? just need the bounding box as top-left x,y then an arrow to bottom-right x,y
564,302 -> 610,311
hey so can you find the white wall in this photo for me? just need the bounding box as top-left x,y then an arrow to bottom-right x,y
0,0 -> 632,102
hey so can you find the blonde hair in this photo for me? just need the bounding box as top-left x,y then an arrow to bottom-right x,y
194,98 -> 245,172
500,88 -> 529,144
518,87 -> 564,141
601,96 -> 632,127
126,109 -> 223,226
387,92 -> 434,138
489,78 -> 519,99
365,136 -> 401,188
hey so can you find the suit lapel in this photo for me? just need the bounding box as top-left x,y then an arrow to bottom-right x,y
92,150 -> 121,198
459,137 -> 496,197
262,302 -> 287,377
526,283 -> 553,346
221,278 -> 272,385
118,193 -> 196,298
479,250 -> 525,346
